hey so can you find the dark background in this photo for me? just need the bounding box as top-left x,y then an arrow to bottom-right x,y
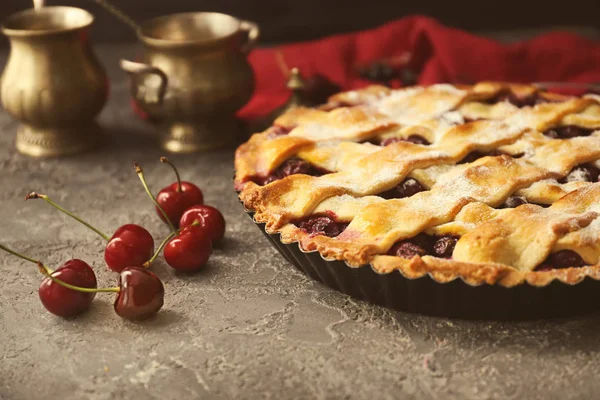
1,0 -> 600,45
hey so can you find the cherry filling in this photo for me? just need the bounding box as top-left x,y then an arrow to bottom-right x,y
432,236 -> 459,258
390,237 -> 589,269
378,178 -> 426,199
293,213 -> 348,238
251,158 -> 331,186
458,150 -> 501,164
500,195 -> 528,209
391,241 -> 428,258
267,125 -> 293,138
482,91 -> 550,108
501,195 -> 552,209
559,164 -> 600,183
379,135 -> 430,146
459,151 -> 492,164
535,250 -> 588,271
388,234 -> 459,259
458,150 -> 523,165
462,117 -> 485,123
543,125 -> 594,139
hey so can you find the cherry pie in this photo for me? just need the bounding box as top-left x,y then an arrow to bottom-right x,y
235,82 -> 600,289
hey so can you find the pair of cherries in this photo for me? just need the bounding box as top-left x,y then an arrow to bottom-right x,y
0,244 -> 163,320
0,158 -> 225,320
152,157 -> 225,272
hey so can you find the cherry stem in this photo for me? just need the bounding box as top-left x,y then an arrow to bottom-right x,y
134,162 -> 177,233
160,157 -> 182,193
143,230 -> 177,268
142,221 -> 199,268
0,244 -> 117,293
25,192 -> 111,242
0,243 -> 54,273
36,262 -> 120,293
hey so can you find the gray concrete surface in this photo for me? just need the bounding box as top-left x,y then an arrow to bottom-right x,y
1,44 -> 600,400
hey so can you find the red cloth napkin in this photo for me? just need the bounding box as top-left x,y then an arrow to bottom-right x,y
237,15 -> 600,121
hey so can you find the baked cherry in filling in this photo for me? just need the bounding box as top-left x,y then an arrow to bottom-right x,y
432,236 -> 458,258
378,135 -> 430,146
293,213 -> 348,238
388,234 -> 459,259
378,178 -> 426,199
459,151 -> 491,164
385,135 -> 430,146
391,241 -> 428,258
462,117 -> 484,123
294,214 -> 589,270
251,158 -> 331,186
482,91 -> 550,108
458,150 -> 524,165
389,236 -> 588,270
559,164 -> 600,183
458,150 -> 502,164
543,125 -> 594,139
535,250 -> 587,271
500,195 -> 528,209
267,125 -> 293,138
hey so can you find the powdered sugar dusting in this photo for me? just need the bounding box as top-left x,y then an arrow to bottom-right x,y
345,91 -> 360,101
565,168 -> 592,183
243,83 -> 600,269
440,111 -> 464,125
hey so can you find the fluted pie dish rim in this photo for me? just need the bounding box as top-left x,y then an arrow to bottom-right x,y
235,81 -> 600,293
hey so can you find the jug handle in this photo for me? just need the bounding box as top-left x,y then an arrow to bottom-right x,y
119,59 -> 168,105
239,20 -> 260,53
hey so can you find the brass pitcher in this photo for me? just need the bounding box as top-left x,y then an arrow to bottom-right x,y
121,12 -> 259,153
1,6 -> 108,157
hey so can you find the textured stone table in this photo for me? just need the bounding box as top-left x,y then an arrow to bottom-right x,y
2,44 -> 600,400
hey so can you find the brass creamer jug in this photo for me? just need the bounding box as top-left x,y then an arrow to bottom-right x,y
121,12 -> 259,153
1,6 -> 108,157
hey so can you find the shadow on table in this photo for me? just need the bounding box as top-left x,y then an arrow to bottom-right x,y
130,308 -> 186,328
394,310 -> 600,353
53,297 -> 186,330
98,125 -> 161,152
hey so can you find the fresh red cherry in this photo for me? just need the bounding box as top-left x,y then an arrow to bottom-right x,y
179,205 -> 226,245
134,161 -> 214,272
25,193 -> 155,273
39,259 -> 98,317
104,224 -> 154,273
156,157 -> 204,226
156,182 -> 203,226
0,244 -> 98,318
40,263 -> 165,321
163,224 -> 212,272
114,267 -> 165,320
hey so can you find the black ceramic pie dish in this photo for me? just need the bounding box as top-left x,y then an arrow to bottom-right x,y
239,202 -> 600,320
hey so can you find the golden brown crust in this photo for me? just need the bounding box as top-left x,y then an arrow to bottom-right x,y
261,218 -> 600,288
234,129 -> 313,188
236,82 -> 600,287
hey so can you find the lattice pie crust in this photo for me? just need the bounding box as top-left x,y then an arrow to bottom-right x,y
235,82 -> 600,287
